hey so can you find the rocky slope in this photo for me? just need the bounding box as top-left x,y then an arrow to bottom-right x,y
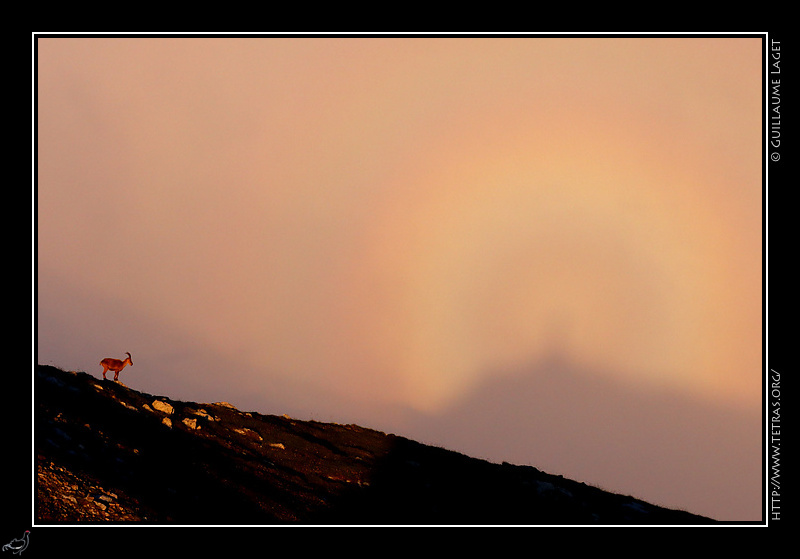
35,364 -> 713,525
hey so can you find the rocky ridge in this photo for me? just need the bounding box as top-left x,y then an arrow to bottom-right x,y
35,364 -> 714,525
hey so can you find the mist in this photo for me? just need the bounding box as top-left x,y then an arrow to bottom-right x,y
36,36 -> 763,521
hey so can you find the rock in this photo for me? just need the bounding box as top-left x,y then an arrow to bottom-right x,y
192,409 -> 216,421
43,374 -> 65,388
162,417 -> 172,428
152,400 -> 174,414
182,418 -> 199,430
269,443 -> 285,450
214,402 -> 237,410
119,401 -> 138,411
623,501 -> 649,514
233,427 -> 262,441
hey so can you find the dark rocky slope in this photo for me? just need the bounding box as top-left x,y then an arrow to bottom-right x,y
35,365 -> 713,525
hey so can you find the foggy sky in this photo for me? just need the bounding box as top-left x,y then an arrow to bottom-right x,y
36,36 -> 763,522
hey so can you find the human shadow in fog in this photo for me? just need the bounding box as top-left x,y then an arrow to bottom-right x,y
403,350 -> 762,522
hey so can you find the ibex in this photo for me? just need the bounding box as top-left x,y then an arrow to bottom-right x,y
100,352 -> 133,381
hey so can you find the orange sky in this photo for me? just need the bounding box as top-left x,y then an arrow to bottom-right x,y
36,36 -> 763,522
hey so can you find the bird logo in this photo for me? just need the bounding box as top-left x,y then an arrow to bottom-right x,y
2,531 -> 29,555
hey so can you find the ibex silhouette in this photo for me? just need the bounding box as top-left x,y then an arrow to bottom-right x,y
100,352 -> 133,381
